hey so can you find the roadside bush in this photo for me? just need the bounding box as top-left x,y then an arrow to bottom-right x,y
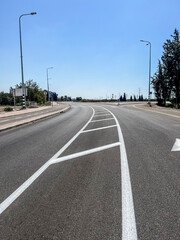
4,106 -> 13,112
44,101 -> 51,106
16,103 -> 23,106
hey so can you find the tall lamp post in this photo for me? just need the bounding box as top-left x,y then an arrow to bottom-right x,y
140,40 -> 151,105
19,12 -> 37,108
47,67 -> 53,101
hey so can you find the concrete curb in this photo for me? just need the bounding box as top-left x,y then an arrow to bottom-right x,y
0,105 -> 71,133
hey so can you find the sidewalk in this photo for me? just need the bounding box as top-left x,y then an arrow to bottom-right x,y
0,102 -> 60,118
0,103 -> 70,132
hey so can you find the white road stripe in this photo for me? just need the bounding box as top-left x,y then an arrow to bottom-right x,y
0,162 -> 50,215
82,125 -> 117,133
50,142 -> 121,165
103,107 -> 138,240
91,118 -> 114,122
0,119 -> 9,123
94,111 -> 108,114
0,107 -> 95,214
93,111 -> 108,114
94,113 -> 111,117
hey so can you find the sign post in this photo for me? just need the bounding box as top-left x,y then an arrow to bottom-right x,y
12,88 -> 27,109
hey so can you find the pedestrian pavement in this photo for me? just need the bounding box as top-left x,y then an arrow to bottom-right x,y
0,103 -> 70,132
0,102 -> 60,118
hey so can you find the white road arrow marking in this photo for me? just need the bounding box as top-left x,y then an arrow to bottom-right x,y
171,138 -> 180,151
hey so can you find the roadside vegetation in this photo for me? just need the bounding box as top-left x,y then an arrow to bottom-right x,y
152,29 -> 180,109
0,80 -> 58,108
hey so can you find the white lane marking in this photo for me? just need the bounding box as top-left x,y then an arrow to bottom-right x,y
94,113 -> 111,117
91,118 -> 114,122
0,162 -> 50,215
50,142 -> 121,165
50,107 -> 95,160
171,138 -> 180,151
0,107 -> 95,215
0,119 -> 9,123
82,125 -> 117,133
102,107 -> 138,240
94,111 -> 108,114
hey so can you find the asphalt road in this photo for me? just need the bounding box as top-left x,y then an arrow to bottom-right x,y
0,102 -> 179,240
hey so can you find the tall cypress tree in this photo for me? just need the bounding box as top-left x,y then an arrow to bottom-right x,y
162,29 -> 180,108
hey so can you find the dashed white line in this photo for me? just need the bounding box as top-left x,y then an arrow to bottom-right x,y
82,125 -> 117,133
91,118 -> 114,122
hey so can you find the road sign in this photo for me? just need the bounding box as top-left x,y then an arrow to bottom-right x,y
12,88 -> 27,97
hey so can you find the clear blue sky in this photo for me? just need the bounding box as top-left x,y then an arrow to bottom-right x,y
1,0 -> 179,99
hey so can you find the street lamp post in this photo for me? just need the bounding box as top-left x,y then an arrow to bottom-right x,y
140,40 -> 151,105
47,67 -> 53,101
19,12 -> 37,109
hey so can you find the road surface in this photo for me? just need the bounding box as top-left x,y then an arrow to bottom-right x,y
0,102 -> 179,239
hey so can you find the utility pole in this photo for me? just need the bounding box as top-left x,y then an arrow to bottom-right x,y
140,40 -> 151,106
46,67 -> 53,101
19,12 -> 37,109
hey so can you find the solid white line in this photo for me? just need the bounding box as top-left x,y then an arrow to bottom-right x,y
0,162 -> 50,215
102,107 -> 138,240
82,125 -> 117,133
91,118 -> 114,122
50,142 -> 121,164
0,107 -> 95,215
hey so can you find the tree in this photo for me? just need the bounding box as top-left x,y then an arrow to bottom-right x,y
123,93 -> 126,101
16,80 -> 46,104
152,60 -> 169,106
76,97 -> 82,101
0,92 -> 13,105
133,95 -> 136,101
161,29 -> 180,108
130,95 -> 133,101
